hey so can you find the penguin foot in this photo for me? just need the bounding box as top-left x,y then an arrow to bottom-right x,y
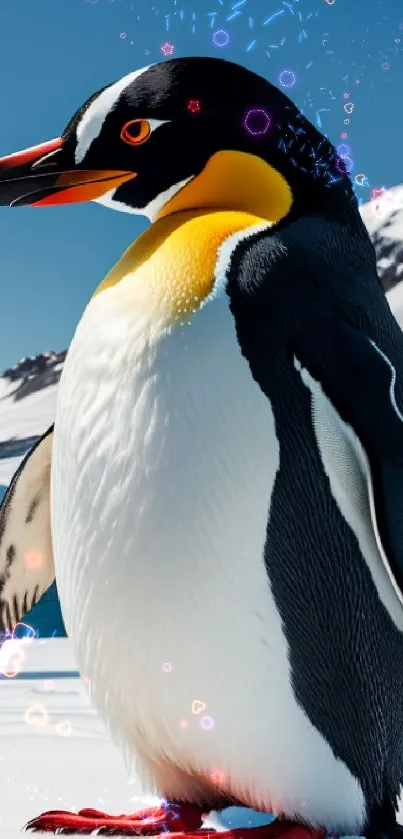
24,802 -> 205,835
24,804 -> 327,838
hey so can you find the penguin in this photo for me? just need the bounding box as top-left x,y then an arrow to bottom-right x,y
0,57 -> 403,839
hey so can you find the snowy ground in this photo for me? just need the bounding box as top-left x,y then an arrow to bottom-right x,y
0,642 -> 272,838
0,638 -> 150,837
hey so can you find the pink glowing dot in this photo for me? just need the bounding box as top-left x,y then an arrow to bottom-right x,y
25,549 -> 44,570
340,133 -> 348,139
161,41 -> 174,56
244,109 -> 270,136
162,662 -> 172,673
210,769 -> 226,785
179,719 -> 188,729
200,715 -> 214,730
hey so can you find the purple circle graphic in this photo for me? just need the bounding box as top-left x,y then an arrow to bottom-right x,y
279,70 -> 296,89
244,109 -> 270,136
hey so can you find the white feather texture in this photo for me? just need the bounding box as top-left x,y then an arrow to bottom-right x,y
51,253 -> 365,834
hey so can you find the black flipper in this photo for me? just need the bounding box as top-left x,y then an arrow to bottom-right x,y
294,314 -> 403,603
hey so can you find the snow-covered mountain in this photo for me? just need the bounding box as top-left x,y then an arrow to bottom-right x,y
0,352 -> 62,486
360,184 -> 403,292
1,185 -> 403,487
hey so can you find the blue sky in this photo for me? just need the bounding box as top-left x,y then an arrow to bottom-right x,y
0,0 -> 402,370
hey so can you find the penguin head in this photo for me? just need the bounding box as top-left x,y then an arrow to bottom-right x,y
0,57 -> 361,231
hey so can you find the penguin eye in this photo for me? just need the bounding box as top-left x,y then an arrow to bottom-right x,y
120,119 -> 151,146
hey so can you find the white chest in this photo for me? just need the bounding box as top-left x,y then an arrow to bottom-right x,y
50,288 -> 365,829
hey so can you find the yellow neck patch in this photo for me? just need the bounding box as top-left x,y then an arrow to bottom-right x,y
93,151 -> 293,325
156,149 -> 292,222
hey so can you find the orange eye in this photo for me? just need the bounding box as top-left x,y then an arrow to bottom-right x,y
120,119 -> 151,146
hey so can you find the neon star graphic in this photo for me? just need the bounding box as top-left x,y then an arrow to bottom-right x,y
187,99 -> 201,113
161,41 -> 174,56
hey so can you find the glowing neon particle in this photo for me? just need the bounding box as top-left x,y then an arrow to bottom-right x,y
244,109 -> 270,136
55,720 -> 72,737
25,549 -> 45,570
343,102 -> 354,114
1,647 -> 25,678
24,702 -> 49,727
336,143 -> 350,158
354,173 -> 368,187
340,133 -> 348,140
179,719 -> 188,729
337,155 -> 353,173
191,699 -> 206,714
263,10 -> 285,25
200,715 -> 214,730
371,187 -> 387,201
161,41 -> 174,55
12,622 -> 35,641
162,662 -> 172,673
119,32 -> 127,39
210,769 -> 226,785
279,70 -> 296,88
187,99 -> 201,113
212,29 -> 230,47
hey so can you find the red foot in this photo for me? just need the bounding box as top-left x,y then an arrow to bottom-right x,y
24,802 -> 328,839
24,802 -> 205,835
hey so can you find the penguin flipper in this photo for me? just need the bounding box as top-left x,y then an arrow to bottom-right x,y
295,314 -> 403,603
0,425 -> 55,632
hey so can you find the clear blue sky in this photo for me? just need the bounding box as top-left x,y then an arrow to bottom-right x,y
0,0 -> 402,370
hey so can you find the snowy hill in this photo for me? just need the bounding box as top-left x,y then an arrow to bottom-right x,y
360,184 -> 403,292
0,352 -> 63,486
1,187 -> 403,487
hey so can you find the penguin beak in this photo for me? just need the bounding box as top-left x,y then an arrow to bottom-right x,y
0,137 -> 136,207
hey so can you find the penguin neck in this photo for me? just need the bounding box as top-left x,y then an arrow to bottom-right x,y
155,150 -> 293,223
94,151 -> 292,321
94,208 -> 269,325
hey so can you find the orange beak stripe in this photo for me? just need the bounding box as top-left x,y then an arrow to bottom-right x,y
32,170 -> 137,206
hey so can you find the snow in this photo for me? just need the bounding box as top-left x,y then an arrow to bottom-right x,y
360,185 -> 403,240
0,383 -> 58,446
0,638 -> 152,837
360,185 -> 403,292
